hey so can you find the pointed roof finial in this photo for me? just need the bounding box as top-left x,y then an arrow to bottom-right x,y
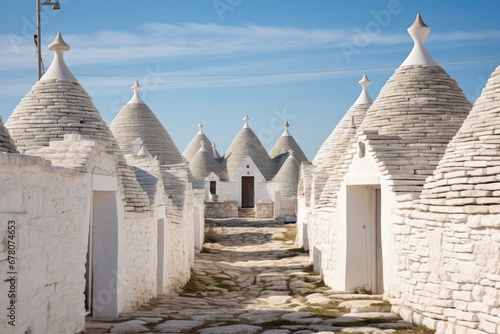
354,74 -> 373,105
288,149 -> 295,157
132,137 -> 143,155
40,32 -> 77,82
283,121 -> 291,136
243,115 -> 250,128
127,80 -> 145,104
401,14 -> 437,67
137,144 -> 151,158
211,142 -> 221,159
199,140 -> 207,152
198,121 -> 204,134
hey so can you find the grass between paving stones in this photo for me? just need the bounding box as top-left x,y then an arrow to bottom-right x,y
313,280 -> 327,288
287,246 -> 307,253
354,286 -> 372,295
216,283 -> 236,291
256,319 -> 302,329
299,306 -> 343,318
182,276 -> 199,293
204,224 -> 225,243
332,317 -> 399,327
284,225 -> 297,241
273,225 -> 297,242
180,275 -> 209,297
200,246 -> 211,253
370,300 -> 392,307
394,325 -> 435,334
303,263 -> 321,276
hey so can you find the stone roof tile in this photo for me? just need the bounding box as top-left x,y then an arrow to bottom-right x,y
183,122 -> 213,162
272,151 -> 300,197
357,64 -> 471,200
5,34 -> 149,213
312,75 -> 373,208
270,121 -> 308,165
110,81 -> 184,166
0,116 -> 17,153
224,115 -> 276,180
189,141 -> 226,180
416,65 -> 500,211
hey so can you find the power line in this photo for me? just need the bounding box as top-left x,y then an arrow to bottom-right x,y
74,55 -> 500,78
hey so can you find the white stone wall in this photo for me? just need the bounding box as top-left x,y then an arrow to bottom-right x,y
159,166 -> 196,293
255,202 -> 274,218
122,213 -> 157,311
296,195 -> 311,250
392,211 -> 500,334
192,188 -> 206,252
306,209 -> 337,280
274,195 -> 297,218
0,154 -> 89,334
301,147 -> 400,295
296,162 -> 314,250
205,201 -> 238,218
231,156 -> 273,206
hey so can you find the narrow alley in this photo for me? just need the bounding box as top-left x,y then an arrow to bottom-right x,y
85,219 -> 431,334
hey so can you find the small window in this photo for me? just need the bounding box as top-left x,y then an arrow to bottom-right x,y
247,165 -> 249,168
210,181 -> 216,195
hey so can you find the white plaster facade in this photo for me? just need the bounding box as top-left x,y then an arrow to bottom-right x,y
1,33 -> 203,333
186,117 -> 308,219
297,14 -> 500,334
0,153 -> 89,334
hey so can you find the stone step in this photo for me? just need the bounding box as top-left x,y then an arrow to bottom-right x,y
238,208 -> 255,218
339,299 -> 392,313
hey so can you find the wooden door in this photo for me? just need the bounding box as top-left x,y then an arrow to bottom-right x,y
241,176 -> 255,207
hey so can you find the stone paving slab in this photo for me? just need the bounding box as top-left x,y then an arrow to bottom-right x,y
84,219 -> 431,334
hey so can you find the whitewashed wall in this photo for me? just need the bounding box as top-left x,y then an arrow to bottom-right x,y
274,195 -> 297,218
230,156 -> 272,206
296,163 -> 314,250
393,211 -> 500,334
192,187 -> 205,251
303,148 -> 399,295
122,213 -> 157,311
0,154 -> 89,334
159,166 -> 195,293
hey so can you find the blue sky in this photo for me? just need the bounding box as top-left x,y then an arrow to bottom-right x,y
1,1 -> 499,160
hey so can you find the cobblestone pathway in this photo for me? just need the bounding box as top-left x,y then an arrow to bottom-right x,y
85,219 -> 431,334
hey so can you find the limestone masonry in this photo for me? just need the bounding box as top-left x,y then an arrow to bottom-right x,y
296,14 -> 499,334
0,13 -> 499,334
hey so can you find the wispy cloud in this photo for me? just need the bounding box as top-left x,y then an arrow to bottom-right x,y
1,23 -> 499,72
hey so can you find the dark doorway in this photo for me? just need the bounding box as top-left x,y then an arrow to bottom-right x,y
210,181 -> 216,195
241,176 -> 255,207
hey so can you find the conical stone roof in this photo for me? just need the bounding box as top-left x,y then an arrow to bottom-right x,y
189,141 -> 225,180
224,115 -> 276,180
355,14 -> 472,198
0,116 -> 17,153
272,151 -> 300,197
317,118 -> 358,208
183,122 -> 213,162
415,65 -> 500,212
269,121 -> 308,164
5,33 -> 149,213
312,75 -> 373,209
314,74 -> 373,169
110,81 -> 184,165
